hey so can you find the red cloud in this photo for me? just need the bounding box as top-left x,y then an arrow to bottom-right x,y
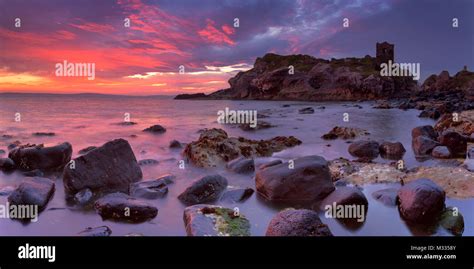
198,19 -> 235,46
70,21 -> 115,33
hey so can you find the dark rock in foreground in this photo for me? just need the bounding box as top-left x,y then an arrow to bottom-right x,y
412,136 -> 440,156
348,140 -> 380,160
439,207 -> 464,236
183,205 -> 251,236
397,178 -> 445,223
412,125 -> 438,140
78,226 -> 112,237
255,155 -> 334,202
226,157 -> 255,174
78,146 -> 97,155
438,131 -> 467,157
379,142 -> 406,160
169,140 -> 182,148
94,193 -> 158,223
63,138 -> 142,195
143,125 -> 166,134
319,186 -> 368,211
8,177 -> 55,213
9,142 -> 72,171
178,174 -> 228,205
74,188 -> 93,205
129,179 -> 168,199
266,209 -> 332,236
220,187 -> 254,203
0,157 -> 15,171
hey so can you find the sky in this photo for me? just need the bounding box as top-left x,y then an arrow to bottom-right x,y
0,0 -> 472,95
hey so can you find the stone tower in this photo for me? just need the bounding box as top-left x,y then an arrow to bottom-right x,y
375,42 -> 394,69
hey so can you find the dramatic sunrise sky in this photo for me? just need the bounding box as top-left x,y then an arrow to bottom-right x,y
0,0 -> 472,95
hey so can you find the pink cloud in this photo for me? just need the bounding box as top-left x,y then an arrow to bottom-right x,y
198,19 -> 235,46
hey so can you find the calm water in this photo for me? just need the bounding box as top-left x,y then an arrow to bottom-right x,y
0,94 -> 472,236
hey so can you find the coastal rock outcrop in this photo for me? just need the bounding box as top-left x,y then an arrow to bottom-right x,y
183,128 -> 301,167
8,177 -> 55,214
348,140 -> 380,160
321,126 -> 370,140
178,174 -> 228,205
94,192 -> 158,222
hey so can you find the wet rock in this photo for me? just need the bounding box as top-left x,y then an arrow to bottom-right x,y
431,146 -> 451,159
116,121 -> 137,126
94,192 -> 158,222
169,140 -> 182,148
434,110 -> 474,136
183,205 -> 251,236
0,157 -> 15,171
379,142 -> 406,160
226,157 -> 255,174
397,178 -> 446,223
418,108 -> 441,119
298,107 -> 314,114
404,166 -> 474,199
63,139 -> 142,195
238,121 -> 274,131
255,155 -> 334,202
178,174 -> 228,205
8,177 -> 55,213
183,128 -> 301,167
372,188 -> 399,206
321,126 -> 370,140
0,149 -> 5,155
412,136 -> 440,156
32,132 -> 55,137
266,209 -> 332,236
130,179 -> 168,199
7,141 -> 21,151
348,140 -> 380,160
412,125 -> 438,140
438,207 -> 464,236
328,158 -> 360,181
220,187 -> 254,203
78,226 -> 112,236
9,142 -> 72,171
438,131 -> 467,157
74,188 -> 93,205
143,124 -> 166,134
78,146 -> 97,155
138,159 -> 159,166
373,101 -> 392,109
258,159 -> 282,170
22,169 -> 45,177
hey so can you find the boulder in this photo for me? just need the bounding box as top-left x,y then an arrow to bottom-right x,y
22,169 -> 44,177
169,140 -> 182,148
94,193 -> 158,222
63,139 -> 142,195
8,177 -> 55,213
438,207 -> 464,236
438,131 -> 467,157
266,209 -> 332,236
348,140 -> 380,160
129,179 -> 168,199
183,128 -> 301,167
8,142 -> 72,171
320,186 -> 368,210
412,125 -> 438,140
321,126 -> 370,140
397,178 -> 445,223
0,158 -> 15,171
258,159 -> 283,170
78,226 -> 112,237
183,205 -> 250,236
78,146 -> 97,155
379,142 -> 406,160
143,125 -> 166,134
371,188 -> 399,206
220,187 -> 254,203
226,157 -> 255,174
431,146 -> 451,159
412,136 -> 440,156
255,155 -> 334,202
434,110 -> 474,136
178,174 -> 228,205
